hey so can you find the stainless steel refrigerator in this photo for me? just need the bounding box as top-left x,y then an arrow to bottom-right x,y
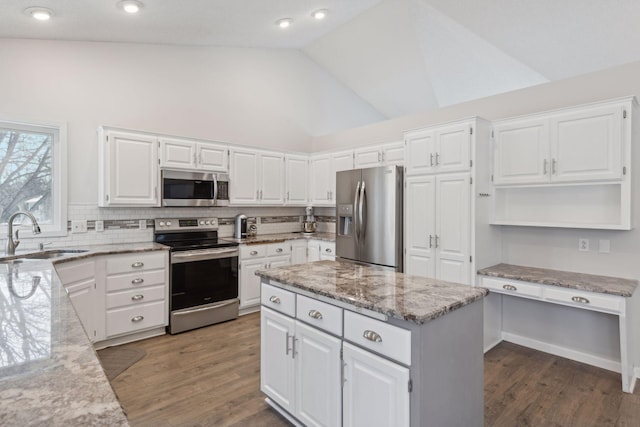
335,165 -> 403,271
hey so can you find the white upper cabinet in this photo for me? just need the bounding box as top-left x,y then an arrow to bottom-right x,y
493,100 -> 629,186
98,129 -> 159,207
309,150 -> 354,206
405,121 -> 471,176
354,142 -> 404,168
230,148 -> 284,205
285,155 -> 308,205
160,137 -> 228,172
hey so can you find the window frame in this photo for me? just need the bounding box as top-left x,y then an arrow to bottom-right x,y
0,117 -> 68,239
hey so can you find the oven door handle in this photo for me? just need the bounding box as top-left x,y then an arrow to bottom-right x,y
171,248 -> 239,263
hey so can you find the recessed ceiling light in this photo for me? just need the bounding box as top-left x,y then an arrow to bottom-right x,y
311,9 -> 328,20
24,7 -> 53,21
118,0 -> 144,14
276,18 -> 293,29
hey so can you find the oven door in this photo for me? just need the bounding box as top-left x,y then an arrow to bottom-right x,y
170,247 -> 238,311
162,170 -> 217,207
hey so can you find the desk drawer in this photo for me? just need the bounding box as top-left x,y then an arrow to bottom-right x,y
544,287 -> 624,314
344,311 -> 411,365
482,277 -> 542,299
296,294 -> 342,336
106,300 -> 165,337
261,282 -> 295,317
106,269 -> 165,292
106,285 -> 165,309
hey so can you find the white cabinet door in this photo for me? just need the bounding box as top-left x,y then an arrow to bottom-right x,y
382,141 -> 404,166
343,342 -> 410,427
160,138 -> 196,170
230,149 -> 259,205
354,147 -> 382,168
310,155 -> 331,205
307,241 -> 321,262
435,173 -> 471,285
102,131 -> 159,206
330,150 -> 354,201
319,241 -> 336,261
285,155 -> 309,205
197,142 -> 228,171
66,278 -> 96,340
295,322 -> 342,427
268,255 -> 291,269
260,152 -> 285,204
493,117 -> 550,185
435,122 -> 471,173
290,241 -> 308,265
240,258 -> 264,309
261,308 -> 296,414
550,104 -> 624,183
404,176 -> 436,277
404,129 -> 435,175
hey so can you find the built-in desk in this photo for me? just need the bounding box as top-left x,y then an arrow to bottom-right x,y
478,263 -> 640,393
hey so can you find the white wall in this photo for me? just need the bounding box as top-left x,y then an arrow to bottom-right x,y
313,60 -> 640,280
0,39 -> 384,203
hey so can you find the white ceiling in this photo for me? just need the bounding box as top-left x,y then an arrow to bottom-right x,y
2,0 -> 640,123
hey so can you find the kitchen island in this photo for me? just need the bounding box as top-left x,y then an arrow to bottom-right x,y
256,260 -> 488,427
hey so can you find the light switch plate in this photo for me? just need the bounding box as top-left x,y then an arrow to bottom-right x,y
95,220 -> 104,232
599,239 -> 611,253
71,220 -> 88,234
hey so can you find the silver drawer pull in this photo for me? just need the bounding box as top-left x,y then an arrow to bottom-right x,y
131,278 -> 144,285
308,310 -> 323,320
502,284 -> 517,291
572,296 -> 590,304
276,248 -> 283,253
325,248 -> 332,253
131,315 -> 144,322
363,330 -> 382,343
269,296 -> 281,304
131,262 -> 144,268
131,295 -> 144,301
250,250 -> 258,255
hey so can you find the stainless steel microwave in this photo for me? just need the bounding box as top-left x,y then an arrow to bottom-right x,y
161,170 -> 229,207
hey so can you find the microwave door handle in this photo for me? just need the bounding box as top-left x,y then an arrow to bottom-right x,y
213,174 -> 218,202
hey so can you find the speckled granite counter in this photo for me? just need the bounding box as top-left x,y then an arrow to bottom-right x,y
0,243 -> 168,426
477,263 -> 638,297
223,231 -> 335,245
256,260 -> 488,324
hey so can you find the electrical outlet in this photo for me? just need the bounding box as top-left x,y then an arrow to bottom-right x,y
95,220 -> 104,232
139,219 -> 147,230
71,220 -> 88,234
578,238 -> 589,252
599,239 -> 611,253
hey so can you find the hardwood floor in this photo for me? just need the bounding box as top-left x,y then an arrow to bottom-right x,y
107,312 -> 640,426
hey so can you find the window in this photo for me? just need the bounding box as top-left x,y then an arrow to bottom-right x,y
0,120 -> 67,237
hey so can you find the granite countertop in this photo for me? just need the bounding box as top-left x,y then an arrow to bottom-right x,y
224,231 -> 335,245
256,260 -> 488,324
477,263 -> 639,297
0,242 -> 168,425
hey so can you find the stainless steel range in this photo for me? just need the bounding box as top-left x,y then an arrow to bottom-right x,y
154,218 -> 239,334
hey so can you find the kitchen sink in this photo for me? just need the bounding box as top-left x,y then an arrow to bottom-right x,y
22,249 -> 89,259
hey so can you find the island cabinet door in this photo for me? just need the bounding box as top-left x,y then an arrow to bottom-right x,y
261,308 -> 296,413
294,322 -> 342,427
343,343 -> 410,427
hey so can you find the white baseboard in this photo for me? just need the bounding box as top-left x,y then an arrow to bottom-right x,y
484,337 -> 502,353
265,398 -> 303,427
239,305 -> 260,316
94,326 -> 165,350
502,332 -> 621,374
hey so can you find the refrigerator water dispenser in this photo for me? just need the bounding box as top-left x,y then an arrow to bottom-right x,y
338,204 -> 353,236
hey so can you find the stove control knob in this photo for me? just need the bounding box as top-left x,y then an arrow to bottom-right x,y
205,220 -> 210,225
159,221 -> 165,227
166,221 -> 172,226
200,220 -> 205,225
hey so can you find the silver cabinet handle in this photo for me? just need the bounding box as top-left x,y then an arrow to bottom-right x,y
292,337 -> 298,358
287,191 -> 290,201
308,309 -> 323,320
329,190 -> 333,200
131,262 -> 144,268
193,152 -> 198,165
435,152 -> 440,165
269,296 -> 281,304
503,284 -> 517,291
572,296 -> 590,304
131,315 -> 144,322
276,248 -> 283,253
131,278 -> 144,285
430,153 -> 434,166
434,235 -> 439,248
552,158 -> 557,174
377,151 -> 382,163
325,248 -> 332,253
131,294 -> 144,301
257,190 -> 260,200
363,330 -> 382,342
543,159 -> 548,174
429,235 -> 433,248
250,250 -> 258,255
260,190 -> 263,200
381,151 -> 385,163
285,332 -> 291,356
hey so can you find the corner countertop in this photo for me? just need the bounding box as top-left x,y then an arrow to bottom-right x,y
0,242 -> 168,426
256,260 -> 488,324
223,231 -> 335,245
477,263 -> 639,297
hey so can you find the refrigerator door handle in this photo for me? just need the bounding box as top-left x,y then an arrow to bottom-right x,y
354,181 -> 361,243
359,181 -> 366,241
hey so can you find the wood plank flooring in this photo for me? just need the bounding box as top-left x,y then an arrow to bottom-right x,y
106,312 -> 640,427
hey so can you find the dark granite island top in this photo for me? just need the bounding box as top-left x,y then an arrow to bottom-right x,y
256,260 -> 488,324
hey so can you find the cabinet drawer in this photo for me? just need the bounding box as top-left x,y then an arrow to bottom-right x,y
319,241 -> 335,256
106,285 -> 165,309
106,269 -> 165,292
54,259 -> 94,284
544,287 -> 624,314
106,251 -> 166,275
296,294 -> 342,336
261,282 -> 295,317
106,300 -> 166,337
240,245 -> 267,259
344,311 -> 411,365
482,277 -> 542,299
266,243 -> 291,257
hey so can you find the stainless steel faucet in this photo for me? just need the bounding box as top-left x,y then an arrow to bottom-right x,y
6,211 -> 41,255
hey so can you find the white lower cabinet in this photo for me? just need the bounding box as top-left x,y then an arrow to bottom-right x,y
290,240 -> 308,265
342,342 -> 410,427
239,243 -> 291,311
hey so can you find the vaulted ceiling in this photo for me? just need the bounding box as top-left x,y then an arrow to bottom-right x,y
2,0 -> 640,123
